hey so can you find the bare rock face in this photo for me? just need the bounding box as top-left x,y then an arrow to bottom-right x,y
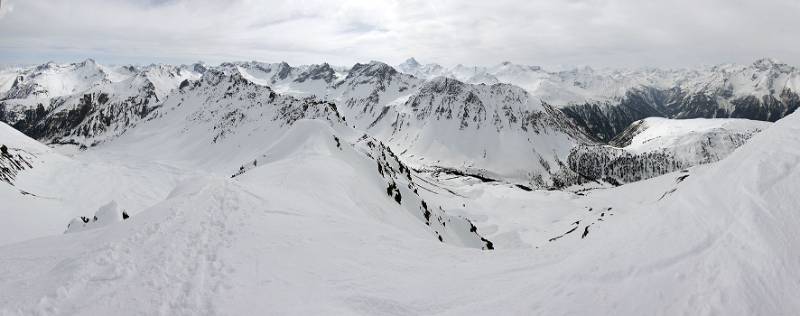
0,143 -> 35,185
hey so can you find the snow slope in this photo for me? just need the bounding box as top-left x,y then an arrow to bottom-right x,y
615,117 -> 769,157
0,120 -> 51,152
371,77 -> 591,186
149,61 -> 591,188
559,108 -> 800,314
0,61 -> 203,146
1,59 -> 109,101
0,110 -> 798,314
233,119 -> 492,249
0,57 -> 799,315
5,58 -> 795,188
568,117 -> 769,184
0,121 -> 197,246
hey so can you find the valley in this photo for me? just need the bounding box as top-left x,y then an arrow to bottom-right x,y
0,57 -> 798,315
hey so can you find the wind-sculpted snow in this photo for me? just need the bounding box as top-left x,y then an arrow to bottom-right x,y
65,200 -> 129,234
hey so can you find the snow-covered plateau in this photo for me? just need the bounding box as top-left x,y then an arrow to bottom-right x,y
0,58 -> 798,315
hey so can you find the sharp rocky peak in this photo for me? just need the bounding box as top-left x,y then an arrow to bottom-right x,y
343,61 -> 400,84
77,58 -> 98,67
295,63 -> 336,83
349,61 -> 397,75
400,57 -> 421,69
421,76 -> 468,94
751,57 -> 793,72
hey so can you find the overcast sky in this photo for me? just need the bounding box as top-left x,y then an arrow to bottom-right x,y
1,0 -> 798,68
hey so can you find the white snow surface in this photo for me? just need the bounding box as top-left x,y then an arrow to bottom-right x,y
0,121 -> 51,152
64,201 -> 126,234
2,58 -> 791,185
0,105 -> 798,314
621,117 -> 771,161
0,58 -> 798,314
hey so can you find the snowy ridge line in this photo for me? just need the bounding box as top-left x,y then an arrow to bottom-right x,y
0,70 -> 798,313
230,119 -> 494,249
0,57 -> 785,191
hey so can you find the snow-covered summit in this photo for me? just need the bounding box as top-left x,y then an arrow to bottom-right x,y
397,57 -> 447,79
2,58 -> 110,100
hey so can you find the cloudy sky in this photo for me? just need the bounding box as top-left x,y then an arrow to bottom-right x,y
0,0 -> 798,68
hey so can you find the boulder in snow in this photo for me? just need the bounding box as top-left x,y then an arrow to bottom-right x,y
65,200 -> 129,233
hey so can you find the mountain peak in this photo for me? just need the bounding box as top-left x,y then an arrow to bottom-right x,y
367,60 -> 390,67
752,57 -> 782,69
78,58 -> 98,67
35,61 -> 58,71
350,61 -> 397,76
294,63 -> 337,83
419,76 -> 468,95
401,57 -> 420,68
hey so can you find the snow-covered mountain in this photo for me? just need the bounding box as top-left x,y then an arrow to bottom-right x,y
223,60 -> 592,187
92,68 -> 494,249
399,58 -> 800,142
396,58 -> 688,105
371,77 -> 591,186
397,57 -> 449,80
0,84 -> 798,314
2,59 -> 110,100
561,58 -> 800,140
0,60 -> 203,146
0,58 -> 790,190
568,117 -> 770,185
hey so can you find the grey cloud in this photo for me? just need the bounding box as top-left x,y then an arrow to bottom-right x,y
0,0 -> 798,68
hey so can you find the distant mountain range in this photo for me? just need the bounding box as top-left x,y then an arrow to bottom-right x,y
399,57 -> 799,140
0,57 -> 792,188
1,58 -> 799,315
